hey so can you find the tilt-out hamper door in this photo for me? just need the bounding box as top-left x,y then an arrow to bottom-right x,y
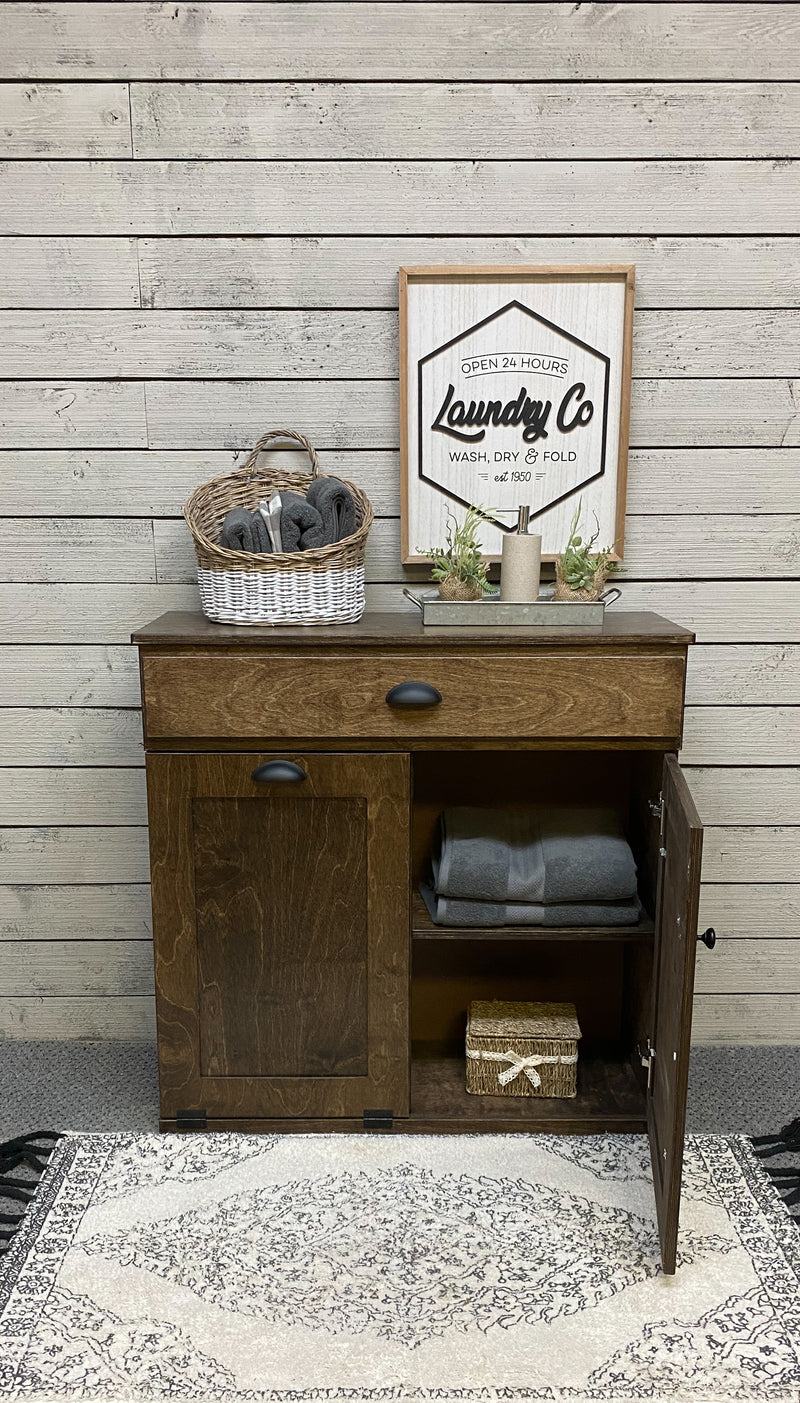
146,751 -> 410,1123
647,754 -> 704,1274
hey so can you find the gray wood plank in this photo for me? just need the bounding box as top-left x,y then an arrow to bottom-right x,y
138,235 -> 800,311
698,886 -> 800,943
684,766 -> 800,825
694,942 -> 800,996
153,514 -> 800,589
0,708 -> 143,765
4,581 -> 800,643
0,237 -> 139,308
0,768 -> 147,825
0,884 -> 152,941
131,81 -> 800,160
0,83 -> 131,157
3,4 -> 798,81
703,829 -> 800,884
0,827 -> 150,883
0,448 -> 795,519
4,642 -> 796,708
0,449 -> 401,517
682,709 -> 800,766
3,309 -> 800,378
142,378 -> 800,449
686,646 -> 800,706
1,160 -> 797,235
0,646 -> 141,706
0,519 -> 155,584
692,995 -> 800,1044
0,939 -> 154,997
0,995 -> 156,1040
0,382 -> 147,448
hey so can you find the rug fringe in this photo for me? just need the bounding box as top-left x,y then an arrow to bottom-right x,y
0,1132 -> 63,1255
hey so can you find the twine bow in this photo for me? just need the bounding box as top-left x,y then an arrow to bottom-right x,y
466,1048 -> 578,1088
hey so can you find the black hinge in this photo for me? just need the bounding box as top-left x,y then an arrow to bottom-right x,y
363,1109 -> 393,1131
176,1108 -> 207,1131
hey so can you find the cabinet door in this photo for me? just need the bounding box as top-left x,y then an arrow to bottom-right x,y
147,751 -> 409,1122
647,754 -> 703,1273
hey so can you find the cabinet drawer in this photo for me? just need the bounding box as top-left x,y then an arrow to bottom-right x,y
142,651 -> 685,741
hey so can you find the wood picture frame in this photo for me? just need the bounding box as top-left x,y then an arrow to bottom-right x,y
399,265 -> 635,565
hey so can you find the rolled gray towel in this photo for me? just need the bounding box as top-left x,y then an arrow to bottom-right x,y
303,476 -> 357,548
219,506 -> 271,553
279,490 -> 324,552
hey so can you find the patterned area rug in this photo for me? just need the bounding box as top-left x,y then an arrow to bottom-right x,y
1,1132 -> 798,1402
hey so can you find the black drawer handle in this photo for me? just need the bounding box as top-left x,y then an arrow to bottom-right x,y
698,927 -> 717,950
385,681 -> 442,709
251,760 -> 307,784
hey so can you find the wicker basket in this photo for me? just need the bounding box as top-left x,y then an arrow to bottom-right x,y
466,1000 -> 581,1098
184,429 -> 374,626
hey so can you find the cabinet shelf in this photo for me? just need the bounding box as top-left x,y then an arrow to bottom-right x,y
410,1042 -> 646,1133
411,891 -> 654,943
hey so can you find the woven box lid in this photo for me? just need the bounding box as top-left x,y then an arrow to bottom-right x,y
467,999 -> 581,1043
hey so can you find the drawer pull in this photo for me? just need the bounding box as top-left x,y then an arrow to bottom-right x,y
697,926 -> 717,950
385,681 -> 442,709
251,760 -> 307,784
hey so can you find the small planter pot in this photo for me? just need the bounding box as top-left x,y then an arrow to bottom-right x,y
437,575 -> 483,602
553,559 -> 609,603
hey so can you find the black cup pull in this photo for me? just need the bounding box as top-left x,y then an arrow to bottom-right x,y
698,927 -> 717,950
385,681 -> 442,709
251,760 -> 307,783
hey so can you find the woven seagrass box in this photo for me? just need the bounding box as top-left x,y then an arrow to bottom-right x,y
466,999 -> 581,1098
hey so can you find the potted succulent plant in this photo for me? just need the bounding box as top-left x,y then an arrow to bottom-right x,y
554,501 -> 618,602
422,505 -> 491,601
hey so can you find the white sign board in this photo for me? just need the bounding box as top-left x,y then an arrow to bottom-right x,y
400,267 -> 634,563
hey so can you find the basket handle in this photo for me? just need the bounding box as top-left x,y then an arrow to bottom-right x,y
242,429 -> 320,480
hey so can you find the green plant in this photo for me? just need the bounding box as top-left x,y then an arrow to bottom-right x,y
558,500 -> 618,592
420,505 -> 491,593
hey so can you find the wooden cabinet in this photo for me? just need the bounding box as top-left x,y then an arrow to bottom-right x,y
134,608 -> 708,1275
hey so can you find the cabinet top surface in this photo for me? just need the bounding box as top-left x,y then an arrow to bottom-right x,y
132,610 -> 694,648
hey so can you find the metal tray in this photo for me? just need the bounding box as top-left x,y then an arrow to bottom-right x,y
403,588 -> 620,627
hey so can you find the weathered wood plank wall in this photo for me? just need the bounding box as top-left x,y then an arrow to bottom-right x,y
1,1 -> 798,1044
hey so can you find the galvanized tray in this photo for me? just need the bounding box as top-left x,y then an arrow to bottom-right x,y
403,588 -> 619,627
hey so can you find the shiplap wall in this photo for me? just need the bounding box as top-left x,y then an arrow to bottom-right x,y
1,1 -> 799,1045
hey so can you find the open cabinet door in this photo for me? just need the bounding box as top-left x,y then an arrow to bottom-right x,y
648,754 -> 704,1274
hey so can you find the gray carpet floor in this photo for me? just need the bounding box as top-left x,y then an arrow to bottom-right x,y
1,1042 -> 798,1140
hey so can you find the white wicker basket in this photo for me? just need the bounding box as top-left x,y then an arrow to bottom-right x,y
184,429 -> 372,627
196,563 -> 365,627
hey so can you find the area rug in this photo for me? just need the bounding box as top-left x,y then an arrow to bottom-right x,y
1,1132 -> 799,1402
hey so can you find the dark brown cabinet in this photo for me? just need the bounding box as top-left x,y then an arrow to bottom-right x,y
134,609 -> 707,1275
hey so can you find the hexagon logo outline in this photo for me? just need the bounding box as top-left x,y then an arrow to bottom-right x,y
417,298 -> 611,532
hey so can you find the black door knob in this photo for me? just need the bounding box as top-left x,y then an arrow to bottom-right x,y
385,681 -> 442,708
698,927 -> 716,949
251,760 -> 307,783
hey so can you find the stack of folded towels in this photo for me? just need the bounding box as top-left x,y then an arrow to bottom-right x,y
420,806 -> 641,927
219,477 -> 356,555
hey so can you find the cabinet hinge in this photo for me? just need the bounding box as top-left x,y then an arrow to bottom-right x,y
638,1042 -> 656,1092
176,1108 -> 207,1131
363,1109 -> 393,1131
649,793 -> 666,855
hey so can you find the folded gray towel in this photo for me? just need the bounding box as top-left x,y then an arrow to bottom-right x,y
219,506 -> 271,553
420,881 -> 642,928
302,476 -> 356,548
433,806 -> 638,905
279,490 -> 324,552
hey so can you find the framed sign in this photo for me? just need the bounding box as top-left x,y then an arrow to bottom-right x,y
399,265 -> 634,564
